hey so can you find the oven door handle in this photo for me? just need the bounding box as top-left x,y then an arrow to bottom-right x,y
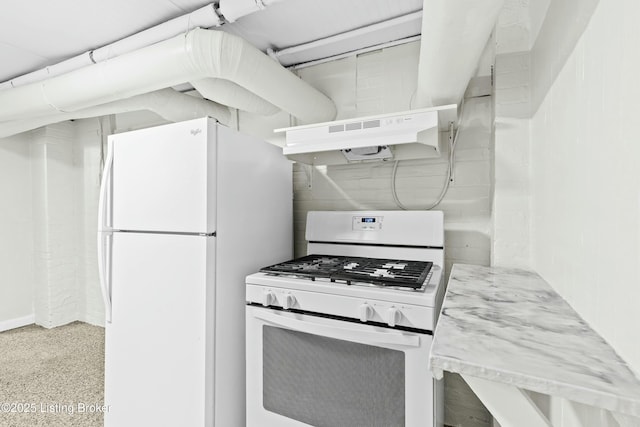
252,310 -> 421,348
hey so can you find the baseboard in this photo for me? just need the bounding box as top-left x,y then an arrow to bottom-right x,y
0,314 -> 35,332
79,313 -> 105,328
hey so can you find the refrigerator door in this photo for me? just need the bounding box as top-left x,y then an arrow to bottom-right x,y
109,117 -> 216,234
104,232 -> 215,427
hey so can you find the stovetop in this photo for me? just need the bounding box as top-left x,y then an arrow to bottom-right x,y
260,254 -> 433,290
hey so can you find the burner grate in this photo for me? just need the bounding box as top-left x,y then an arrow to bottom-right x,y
260,255 -> 433,289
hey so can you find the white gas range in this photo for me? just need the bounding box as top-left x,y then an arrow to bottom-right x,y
246,210 -> 446,427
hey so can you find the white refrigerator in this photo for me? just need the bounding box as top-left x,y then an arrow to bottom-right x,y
97,117 -> 292,427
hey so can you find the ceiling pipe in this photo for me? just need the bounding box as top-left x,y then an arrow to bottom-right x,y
415,0 -> 505,107
0,89 -> 232,139
290,36 -> 421,71
0,28 -> 336,125
0,4 -> 223,90
218,0 -> 287,23
271,11 -> 423,67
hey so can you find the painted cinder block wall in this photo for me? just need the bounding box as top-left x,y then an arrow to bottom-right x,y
0,123 -> 83,331
495,0 -> 640,376
0,121 -> 109,330
494,0 -> 639,425
30,123 -> 80,328
288,42 -> 493,278
530,0 -> 640,373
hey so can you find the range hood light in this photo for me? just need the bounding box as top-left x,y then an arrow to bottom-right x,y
341,146 -> 393,162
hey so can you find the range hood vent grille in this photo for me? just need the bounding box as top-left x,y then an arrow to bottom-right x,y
276,105 -> 457,165
328,119 -> 382,134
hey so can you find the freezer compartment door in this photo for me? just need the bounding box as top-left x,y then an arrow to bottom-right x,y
110,117 -> 216,234
105,232 -> 215,427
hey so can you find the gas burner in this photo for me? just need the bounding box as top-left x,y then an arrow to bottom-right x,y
260,254 -> 433,289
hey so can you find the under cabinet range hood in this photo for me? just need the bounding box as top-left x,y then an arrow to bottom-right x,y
276,105 -> 457,165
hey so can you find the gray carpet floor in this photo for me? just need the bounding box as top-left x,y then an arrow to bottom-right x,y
0,322 -> 104,427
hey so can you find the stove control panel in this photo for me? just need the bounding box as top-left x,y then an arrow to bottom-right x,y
352,215 -> 383,231
246,284 -> 435,331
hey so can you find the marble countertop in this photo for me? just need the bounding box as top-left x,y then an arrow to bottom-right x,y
429,264 -> 640,417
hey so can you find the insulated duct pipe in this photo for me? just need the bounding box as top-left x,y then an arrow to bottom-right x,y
0,89 -> 231,139
0,28 -> 336,124
416,0 -> 505,107
191,78 -> 279,115
0,1 -> 291,91
0,4 -> 223,90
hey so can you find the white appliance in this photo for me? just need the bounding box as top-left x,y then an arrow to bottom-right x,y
245,210 -> 446,427
97,117 -> 292,427
276,105 -> 457,165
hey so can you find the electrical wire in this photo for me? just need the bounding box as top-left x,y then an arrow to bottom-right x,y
391,98 -> 465,210
391,159 -> 409,209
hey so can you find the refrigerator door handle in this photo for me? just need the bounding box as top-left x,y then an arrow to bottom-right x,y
98,140 -> 114,232
98,141 -> 114,323
98,231 -> 113,323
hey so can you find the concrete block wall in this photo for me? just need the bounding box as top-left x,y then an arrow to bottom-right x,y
530,0 -> 600,114
492,0 -> 640,425
530,0 -> 640,375
290,43 -> 493,281
74,118 -> 108,326
0,119 -> 109,330
492,0 -> 533,270
292,105 -> 493,275
30,123 -> 81,328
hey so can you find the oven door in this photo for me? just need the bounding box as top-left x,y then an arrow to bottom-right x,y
246,305 -> 437,427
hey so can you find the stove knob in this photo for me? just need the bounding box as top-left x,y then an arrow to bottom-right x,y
262,290 -> 276,307
387,307 -> 401,327
359,303 -> 373,322
282,293 -> 296,310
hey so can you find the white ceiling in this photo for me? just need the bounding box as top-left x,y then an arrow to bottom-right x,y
0,0 -> 423,84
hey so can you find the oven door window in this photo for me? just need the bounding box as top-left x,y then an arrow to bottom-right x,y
263,325 -> 405,427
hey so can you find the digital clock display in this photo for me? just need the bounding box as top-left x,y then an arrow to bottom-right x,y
361,218 -> 376,223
